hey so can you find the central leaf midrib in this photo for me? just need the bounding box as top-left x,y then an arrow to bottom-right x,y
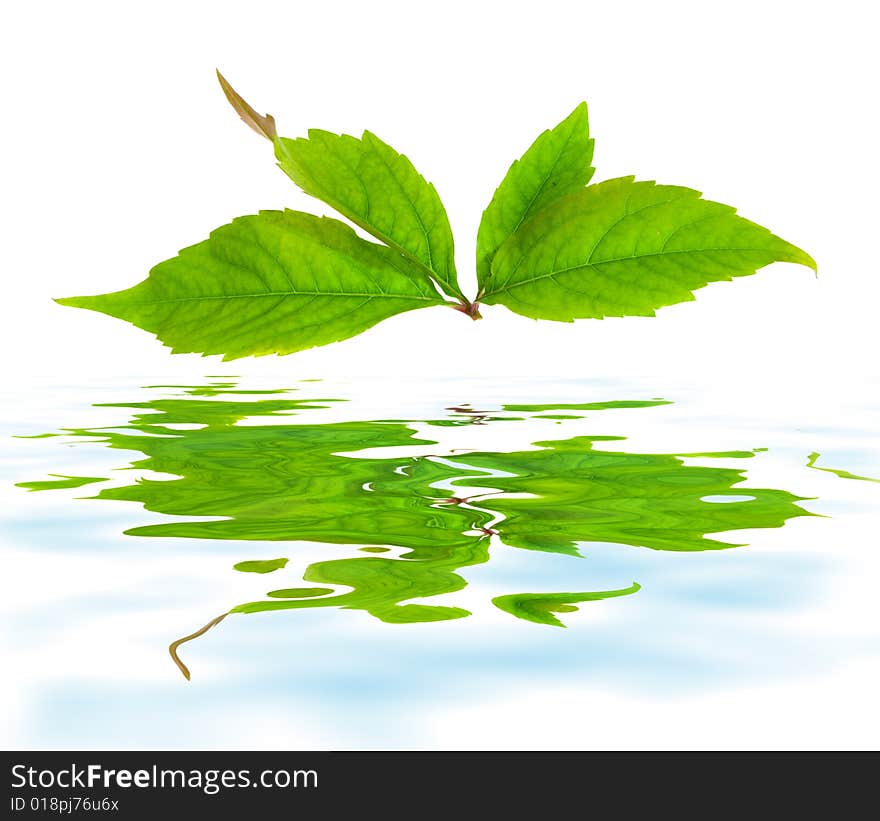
508,126 -> 585,240
125,290 -> 441,305
315,193 -> 461,301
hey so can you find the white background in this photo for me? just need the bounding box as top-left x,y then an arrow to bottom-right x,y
3,0 -> 877,394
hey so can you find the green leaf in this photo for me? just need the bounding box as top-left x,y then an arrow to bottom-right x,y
274,129 -> 464,301
57,210 -> 446,359
476,103 -> 594,286
480,177 -> 816,320
492,584 -> 641,627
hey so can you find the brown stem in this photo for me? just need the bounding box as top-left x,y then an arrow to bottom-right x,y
168,612 -> 228,681
451,301 -> 482,320
216,71 -> 277,141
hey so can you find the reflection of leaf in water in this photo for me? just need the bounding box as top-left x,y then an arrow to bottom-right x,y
231,545 -> 484,624
88,417 -> 486,550
18,385 -> 815,678
143,382 -> 293,397
92,395 -> 338,430
502,400 -> 671,412
15,474 -> 107,492
493,584 -> 641,626
267,587 -> 334,598
455,437 -> 813,556
233,558 -> 289,574
806,452 -> 880,483
425,417 -> 522,427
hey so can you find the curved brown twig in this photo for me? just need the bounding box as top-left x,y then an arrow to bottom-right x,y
168,613 -> 228,681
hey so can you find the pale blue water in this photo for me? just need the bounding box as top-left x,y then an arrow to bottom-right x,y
2,376 -> 878,750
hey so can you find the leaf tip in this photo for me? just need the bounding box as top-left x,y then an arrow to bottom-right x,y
56,294 -> 119,316
216,69 -> 277,141
55,295 -> 85,309
804,252 -> 819,275
561,100 -> 590,132
786,242 -> 818,274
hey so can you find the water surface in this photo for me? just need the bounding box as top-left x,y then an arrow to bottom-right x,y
3,376 -> 878,749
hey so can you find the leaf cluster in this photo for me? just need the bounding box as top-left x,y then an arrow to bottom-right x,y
57,74 -> 815,358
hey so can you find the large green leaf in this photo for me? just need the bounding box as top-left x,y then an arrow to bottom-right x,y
476,103 -> 594,286
479,177 -> 816,320
57,210 -> 445,359
274,129 -> 464,301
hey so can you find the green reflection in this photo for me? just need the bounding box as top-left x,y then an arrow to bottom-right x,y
91,417 -> 486,549
234,558 -> 289,574
143,381 -> 292,397
16,474 -> 107,492
453,437 -> 812,556
502,400 -> 672,412
493,585 -> 642,627
807,451 -> 879,483
18,382 -> 815,678
267,587 -> 334,598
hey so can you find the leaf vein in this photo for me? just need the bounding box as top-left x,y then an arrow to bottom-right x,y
132,291 -> 439,306
484,248 -> 778,297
